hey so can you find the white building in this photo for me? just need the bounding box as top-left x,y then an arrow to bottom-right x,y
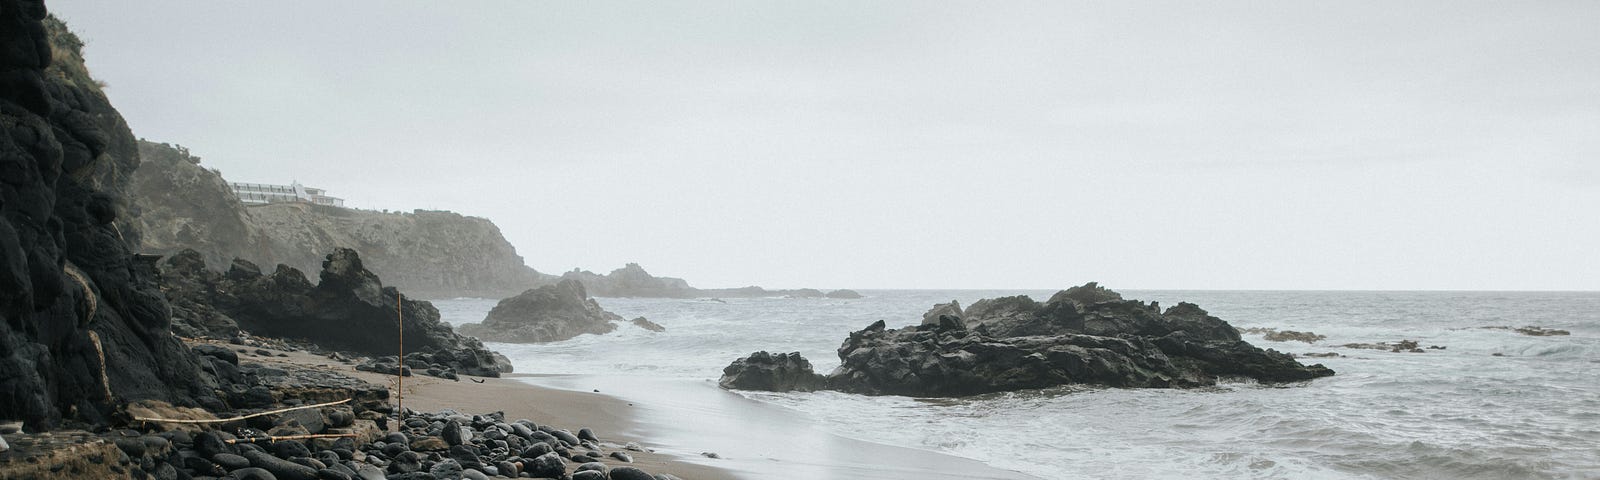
230,181 -> 345,207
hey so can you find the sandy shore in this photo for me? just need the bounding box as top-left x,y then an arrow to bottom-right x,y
244,344 -> 737,480
244,343 -> 1040,480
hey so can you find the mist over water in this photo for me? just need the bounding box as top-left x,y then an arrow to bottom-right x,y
435,290 -> 1600,479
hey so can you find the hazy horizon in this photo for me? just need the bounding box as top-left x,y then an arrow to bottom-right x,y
51,1 -> 1599,291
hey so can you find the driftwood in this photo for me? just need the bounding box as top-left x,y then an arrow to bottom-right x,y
132,398 -> 351,425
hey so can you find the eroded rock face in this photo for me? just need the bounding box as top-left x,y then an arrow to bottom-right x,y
0,9 -> 210,430
721,283 -> 1334,397
719,351 -> 827,392
161,248 -> 510,377
129,140 -> 552,298
457,279 -> 622,343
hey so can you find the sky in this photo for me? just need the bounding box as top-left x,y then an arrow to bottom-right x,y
50,1 -> 1599,291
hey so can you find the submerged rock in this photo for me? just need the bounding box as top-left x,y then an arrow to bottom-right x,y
630,316 -> 666,332
723,283 -> 1334,397
719,351 -> 828,392
457,279 -> 622,343
1263,329 -> 1327,343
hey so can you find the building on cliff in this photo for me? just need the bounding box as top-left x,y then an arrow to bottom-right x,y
230,181 -> 345,207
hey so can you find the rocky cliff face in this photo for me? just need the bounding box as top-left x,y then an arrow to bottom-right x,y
127,141 -> 550,298
129,141 -> 279,272
0,8 -> 210,430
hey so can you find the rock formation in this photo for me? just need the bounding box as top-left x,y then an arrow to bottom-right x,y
128,140 -> 552,298
561,263 -> 848,299
721,283 -> 1334,397
719,351 -> 827,392
161,248 -> 511,377
825,289 -> 863,299
457,279 -> 623,343
629,316 -> 665,332
0,9 -> 212,430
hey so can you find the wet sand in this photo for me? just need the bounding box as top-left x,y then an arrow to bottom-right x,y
248,346 -> 735,480
253,345 -> 1040,480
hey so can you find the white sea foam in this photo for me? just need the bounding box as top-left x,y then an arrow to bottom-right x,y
432,290 -> 1600,479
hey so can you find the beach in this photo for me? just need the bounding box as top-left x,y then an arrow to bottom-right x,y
250,343 -> 1039,480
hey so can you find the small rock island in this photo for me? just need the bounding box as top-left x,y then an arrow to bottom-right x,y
722,282 -> 1335,396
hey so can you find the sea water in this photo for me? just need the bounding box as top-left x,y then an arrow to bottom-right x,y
433,290 -> 1600,479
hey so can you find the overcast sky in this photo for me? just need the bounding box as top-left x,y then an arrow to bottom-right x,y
52,1 -> 1598,290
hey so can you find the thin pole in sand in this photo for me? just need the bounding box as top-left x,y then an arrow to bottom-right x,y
396,294 -> 405,426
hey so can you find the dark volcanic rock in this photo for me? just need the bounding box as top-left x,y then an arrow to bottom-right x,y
920,300 -> 964,325
725,283 -> 1334,397
160,248 -> 511,377
719,351 -> 828,392
0,8 -> 213,430
456,278 -> 622,343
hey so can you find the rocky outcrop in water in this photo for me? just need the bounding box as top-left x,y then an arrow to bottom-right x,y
457,279 -> 623,343
630,316 -> 665,332
825,289 -> 863,299
719,351 -> 827,392
721,283 -> 1334,397
161,248 -> 511,377
128,140 -> 552,298
0,9 -> 212,430
1243,328 -> 1328,343
562,262 -> 849,299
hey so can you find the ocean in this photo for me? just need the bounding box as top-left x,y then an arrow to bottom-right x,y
433,290 -> 1600,480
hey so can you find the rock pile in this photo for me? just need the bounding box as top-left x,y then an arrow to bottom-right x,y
162,248 -> 512,378
721,283 -> 1336,397
457,279 -> 623,343
92,407 -> 685,480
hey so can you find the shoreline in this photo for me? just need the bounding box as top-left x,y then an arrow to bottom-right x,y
254,344 -> 1040,480
249,344 -> 739,480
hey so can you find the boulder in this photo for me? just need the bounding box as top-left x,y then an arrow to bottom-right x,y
920,300 -> 964,326
456,279 -> 622,343
718,351 -> 828,392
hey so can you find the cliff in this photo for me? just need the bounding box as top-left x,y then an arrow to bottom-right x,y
128,141 -> 551,298
0,9 -> 210,429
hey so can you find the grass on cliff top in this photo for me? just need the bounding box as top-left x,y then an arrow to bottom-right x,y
42,15 -> 108,92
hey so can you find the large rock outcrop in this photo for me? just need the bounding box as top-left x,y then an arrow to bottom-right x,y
720,283 -> 1334,397
128,140 -> 552,298
161,248 -> 511,377
457,279 -> 623,343
0,8 -> 212,430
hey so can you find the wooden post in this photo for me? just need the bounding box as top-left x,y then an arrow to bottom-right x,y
396,294 -> 404,425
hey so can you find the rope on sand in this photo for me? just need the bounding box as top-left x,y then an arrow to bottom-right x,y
132,398 -> 351,425
225,433 -> 359,444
